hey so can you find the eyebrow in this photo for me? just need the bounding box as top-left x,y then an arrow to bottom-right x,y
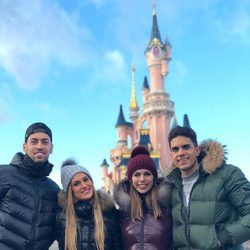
171,144 -> 191,150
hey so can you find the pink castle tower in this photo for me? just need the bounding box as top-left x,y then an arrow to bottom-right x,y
143,4 -> 174,170
101,4 -> 190,192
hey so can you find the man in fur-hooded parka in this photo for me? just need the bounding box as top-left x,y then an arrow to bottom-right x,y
167,126 -> 250,250
114,177 -> 172,250
56,189 -> 123,250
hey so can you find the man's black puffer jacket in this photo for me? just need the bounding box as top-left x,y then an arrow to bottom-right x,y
56,189 -> 123,250
0,153 -> 60,250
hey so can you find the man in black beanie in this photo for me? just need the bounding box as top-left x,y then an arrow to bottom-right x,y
0,122 -> 59,250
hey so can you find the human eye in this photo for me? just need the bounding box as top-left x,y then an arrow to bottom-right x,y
73,181 -> 80,187
83,176 -> 89,182
42,139 -> 49,145
182,144 -> 191,150
171,146 -> 179,153
30,139 -> 38,145
133,172 -> 141,178
143,171 -> 152,177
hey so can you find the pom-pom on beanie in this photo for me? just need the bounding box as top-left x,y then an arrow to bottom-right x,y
127,146 -> 157,181
61,159 -> 92,192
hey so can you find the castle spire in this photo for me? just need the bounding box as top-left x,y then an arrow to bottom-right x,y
183,114 -> 191,128
153,0 -> 156,15
129,63 -> 139,121
115,105 -> 133,128
171,114 -> 178,128
146,1 -> 164,51
142,76 -> 150,90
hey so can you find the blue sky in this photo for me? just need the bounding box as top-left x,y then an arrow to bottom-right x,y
0,0 -> 249,189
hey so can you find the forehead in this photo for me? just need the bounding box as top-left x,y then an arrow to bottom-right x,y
72,172 -> 88,182
170,136 -> 194,147
27,132 -> 51,141
133,169 -> 152,174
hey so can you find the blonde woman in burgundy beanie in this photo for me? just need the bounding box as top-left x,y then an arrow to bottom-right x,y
114,146 -> 173,250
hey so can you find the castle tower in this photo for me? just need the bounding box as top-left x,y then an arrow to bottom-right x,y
142,76 -> 150,104
143,4 -> 174,170
115,105 -> 133,148
100,158 -> 109,177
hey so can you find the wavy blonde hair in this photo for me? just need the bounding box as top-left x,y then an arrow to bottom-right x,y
130,182 -> 161,222
64,183 -> 105,250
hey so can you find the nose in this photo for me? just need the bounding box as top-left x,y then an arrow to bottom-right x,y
36,141 -> 44,149
178,147 -> 186,155
79,181 -> 87,189
139,174 -> 146,181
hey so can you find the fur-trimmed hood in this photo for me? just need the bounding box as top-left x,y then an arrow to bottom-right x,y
57,189 -> 115,212
198,139 -> 226,174
113,178 -> 172,214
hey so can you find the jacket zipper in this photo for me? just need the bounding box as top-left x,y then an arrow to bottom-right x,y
140,216 -> 144,250
178,188 -> 191,250
30,183 -> 40,249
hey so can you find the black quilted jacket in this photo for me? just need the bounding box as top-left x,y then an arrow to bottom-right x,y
0,153 -> 59,250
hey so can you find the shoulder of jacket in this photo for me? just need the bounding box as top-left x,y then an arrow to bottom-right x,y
97,190 -> 115,212
113,179 -> 131,213
157,178 -> 172,208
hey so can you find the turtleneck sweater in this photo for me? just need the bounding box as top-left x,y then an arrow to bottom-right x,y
182,170 -> 199,207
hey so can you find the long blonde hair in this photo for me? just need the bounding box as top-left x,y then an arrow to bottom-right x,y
130,181 -> 161,222
64,184 -> 105,250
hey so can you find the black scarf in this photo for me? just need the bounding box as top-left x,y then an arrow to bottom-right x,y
75,199 -> 94,218
20,153 -> 53,178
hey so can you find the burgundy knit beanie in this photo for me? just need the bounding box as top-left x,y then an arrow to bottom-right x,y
127,146 -> 157,181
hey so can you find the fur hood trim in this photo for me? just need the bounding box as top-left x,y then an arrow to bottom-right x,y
113,178 -> 172,213
58,189 -> 114,212
199,139 -> 226,174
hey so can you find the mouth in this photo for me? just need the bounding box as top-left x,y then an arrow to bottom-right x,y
34,152 -> 44,157
178,157 -> 189,163
80,189 -> 91,194
137,184 -> 148,189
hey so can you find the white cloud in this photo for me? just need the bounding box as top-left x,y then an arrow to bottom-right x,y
218,9 -> 250,44
0,0 -> 93,90
103,50 -> 126,79
80,49 -> 129,99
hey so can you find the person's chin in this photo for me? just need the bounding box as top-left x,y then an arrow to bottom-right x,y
34,158 -> 47,163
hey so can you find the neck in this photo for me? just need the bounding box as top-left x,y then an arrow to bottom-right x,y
181,161 -> 199,178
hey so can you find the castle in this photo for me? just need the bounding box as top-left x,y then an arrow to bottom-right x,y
100,5 -> 190,194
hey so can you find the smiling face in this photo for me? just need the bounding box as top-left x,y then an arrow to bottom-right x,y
170,136 -> 200,177
131,169 -> 154,194
23,132 -> 53,163
71,172 -> 94,201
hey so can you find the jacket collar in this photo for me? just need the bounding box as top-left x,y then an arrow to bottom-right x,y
113,177 -> 172,214
58,189 -> 114,213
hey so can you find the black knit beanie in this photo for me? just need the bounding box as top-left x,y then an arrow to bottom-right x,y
25,122 -> 52,142
126,146 -> 157,181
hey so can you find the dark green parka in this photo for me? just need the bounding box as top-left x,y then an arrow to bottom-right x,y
168,140 -> 250,250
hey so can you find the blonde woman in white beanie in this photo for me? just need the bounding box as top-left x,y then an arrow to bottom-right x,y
56,159 -> 123,250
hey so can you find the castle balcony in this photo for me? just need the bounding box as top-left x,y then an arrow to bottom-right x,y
142,92 -> 174,116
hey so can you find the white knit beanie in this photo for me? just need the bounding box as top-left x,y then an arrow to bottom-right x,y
61,159 -> 92,192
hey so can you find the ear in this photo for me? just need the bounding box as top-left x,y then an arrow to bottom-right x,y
23,143 -> 27,153
195,146 -> 200,156
169,150 -> 174,160
50,144 -> 53,154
